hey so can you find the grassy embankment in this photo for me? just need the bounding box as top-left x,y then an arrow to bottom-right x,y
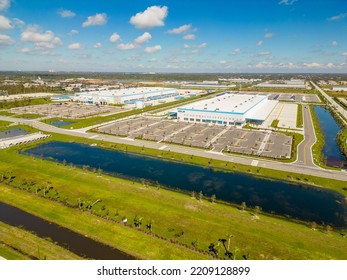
271,119 -> 279,128
0,221 -> 82,260
0,98 -> 51,110
0,148 -> 346,260
0,120 -> 12,127
296,104 -> 303,128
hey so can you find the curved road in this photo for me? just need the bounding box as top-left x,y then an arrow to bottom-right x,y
295,105 -> 316,167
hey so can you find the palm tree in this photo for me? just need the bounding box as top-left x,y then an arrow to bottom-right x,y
146,220 -> 153,232
198,191 -> 203,202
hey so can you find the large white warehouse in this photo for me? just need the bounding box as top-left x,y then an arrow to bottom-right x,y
177,93 -> 277,126
72,87 -> 179,105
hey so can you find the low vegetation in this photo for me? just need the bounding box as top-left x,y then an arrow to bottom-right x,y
0,221 -> 82,260
0,98 -> 51,110
296,104 -> 303,128
271,119 -> 279,128
0,151 -> 346,260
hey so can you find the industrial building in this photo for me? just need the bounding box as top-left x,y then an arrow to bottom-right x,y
254,79 -> 307,89
176,93 -> 278,126
72,87 -> 179,106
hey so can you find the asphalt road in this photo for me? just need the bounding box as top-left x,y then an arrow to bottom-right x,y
295,105 -> 316,167
1,115 -> 347,182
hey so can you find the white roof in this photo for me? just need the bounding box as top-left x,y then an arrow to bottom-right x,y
245,100 -> 278,121
178,93 -> 267,114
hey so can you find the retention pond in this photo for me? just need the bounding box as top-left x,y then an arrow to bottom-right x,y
0,202 -> 134,260
314,106 -> 347,168
24,141 -> 347,228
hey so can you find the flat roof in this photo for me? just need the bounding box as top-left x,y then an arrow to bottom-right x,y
245,100 -> 278,121
76,87 -> 176,98
178,93 -> 267,115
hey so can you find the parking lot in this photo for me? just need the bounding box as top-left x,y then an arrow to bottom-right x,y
10,103 -> 125,119
267,93 -> 320,103
97,118 -> 292,159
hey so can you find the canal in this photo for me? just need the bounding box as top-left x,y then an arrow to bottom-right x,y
0,202 -> 134,260
314,106 -> 347,168
24,141 -> 347,227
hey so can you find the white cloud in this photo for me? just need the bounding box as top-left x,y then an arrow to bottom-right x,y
342,52 -> 347,56
231,48 -> 241,55
257,40 -> 263,46
19,47 -> 31,53
0,15 -> 12,30
328,13 -> 347,21
0,0 -> 10,11
278,0 -> 298,5
109,33 -> 121,43
134,32 -> 151,45
255,61 -> 273,68
69,29 -> 79,36
58,9 -> 76,18
183,34 -> 195,40
0,33 -> 14,45
117,32 -> 152,51
144,45 -> 161,54
68,42 -> 84,50
21,25 -> 62,50
219,60 -> 227,64
331,41 -> 337,46
130,6 -> 168,29
83,13 -> 107,27
326,63 -> 335,68
256,51 -> 271,56
265,33 -> 274,39
117,43 -> 137,51
94,42 -> 102,48
168,24 -> 191,34
12,18 -> 25,27
303,62 -> 323,68
184,42 -> 207,49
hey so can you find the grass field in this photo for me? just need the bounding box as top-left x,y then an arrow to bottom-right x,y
0,221 -> 82,260
271,119 -> 279,128
297,104 -> 303,128
0,143 -> 347,260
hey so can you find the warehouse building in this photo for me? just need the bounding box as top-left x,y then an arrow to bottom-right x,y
176,93 -> 277,126
72,87 -> 179,105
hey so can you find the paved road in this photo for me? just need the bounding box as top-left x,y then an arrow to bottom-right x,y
295,105 -> 316,167
2,115 -> 347,182
311,81 -> 347,125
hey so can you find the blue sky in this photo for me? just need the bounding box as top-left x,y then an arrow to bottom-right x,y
0,0 -> 346,73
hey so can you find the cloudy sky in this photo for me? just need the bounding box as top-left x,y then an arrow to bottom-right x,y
0,0 -> 346,73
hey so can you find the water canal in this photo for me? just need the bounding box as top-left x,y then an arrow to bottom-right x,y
24,141 -> 347,228
313,106 -> 347,168
0,202 -> 134,260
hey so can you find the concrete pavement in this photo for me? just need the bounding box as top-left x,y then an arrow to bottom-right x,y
295,105 -> 316,167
